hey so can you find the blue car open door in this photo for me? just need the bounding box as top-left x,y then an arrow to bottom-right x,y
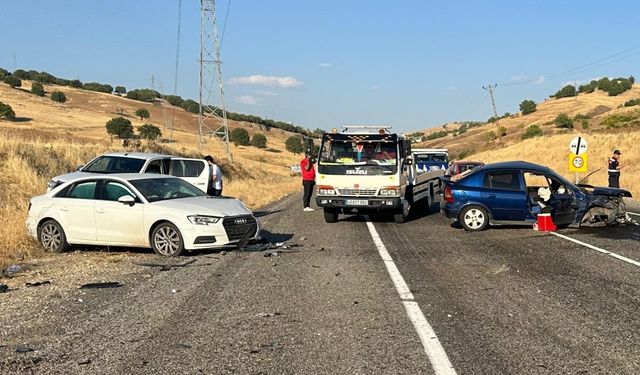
481,171 -> 528,222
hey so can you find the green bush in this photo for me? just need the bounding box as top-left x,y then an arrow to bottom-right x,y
126,88 -> 160,102
581,119 -> 589,130
251,133 -> 268,148
624,98 -> 640,107
285,136 -> 304,154
554,113 -> 573,128
519,99 -> 537,115
163,95 -> 184,107
486,131 -> 497,141
0,68 -> 9,80
33,72 -> 56,84
135,108 -> 150,120
498,126 -> 507,137
31,82 -> 45,97
230,128 -> 250,146
552,85 -> 576,99
50,90 -> 67,103
602,114 -> 635,129
579,80 -> 597,93
114,86 -> 127,95
105,117 -> 134,139
138,124 -> 162,140
0,101 -> 16,120
68,79 -> 83,88
573,113 -> 591,120
180,99 -> 200,113
12,69 -> 29,80
521,125 -> 543,140
425,130 -> 448,140
82,82 -> 113,93
3,75 -> 21,88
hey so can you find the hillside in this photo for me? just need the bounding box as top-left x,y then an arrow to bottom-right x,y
414,84 -> 640,196
0,80 -> 308,265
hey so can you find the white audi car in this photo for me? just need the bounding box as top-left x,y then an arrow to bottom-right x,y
27,174 -> 260,256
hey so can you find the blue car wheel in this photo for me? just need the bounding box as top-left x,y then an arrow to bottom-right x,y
460,205 -> 489,231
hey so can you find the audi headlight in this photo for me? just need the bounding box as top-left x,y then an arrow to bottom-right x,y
379,187 -> 400,196
188,215 -> 221,225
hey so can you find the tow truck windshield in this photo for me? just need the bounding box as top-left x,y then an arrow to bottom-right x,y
317,133 -> 399,175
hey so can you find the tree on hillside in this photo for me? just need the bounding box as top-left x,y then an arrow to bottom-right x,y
519,99 -> 537,115
115,86 -> 127,95
50,90 -> 67,103
105,117 -> 134,141
251,133 -> 268,148
230,128 -> 250,146
82,82 -> 113,93
285,136 -> 304,154
0,102 -> 15,120
126,89 -> 161,102
3,75 -> 21,88
31,82 -> 45,97
163,95 -> 184,107
68,79 -> 83,88
12,69 -> 29,80
135,108 -> 150,120
138,124 -> 162,140
521,125 -> 543,140
180,99 -> 200,114
0,68 -> 9,80
554,113 -> 573,129
551,85 -> 576,99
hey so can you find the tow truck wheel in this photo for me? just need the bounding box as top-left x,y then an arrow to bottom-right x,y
394,200 -> 411,223
323,209 -> 339,223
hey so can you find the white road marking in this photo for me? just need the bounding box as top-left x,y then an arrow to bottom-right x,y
365,218 -> 457,375
549,232 -> 640,268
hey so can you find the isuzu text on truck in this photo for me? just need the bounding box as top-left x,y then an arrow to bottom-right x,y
315,126 -> 447,223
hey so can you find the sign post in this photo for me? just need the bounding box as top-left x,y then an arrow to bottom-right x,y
568,136 -> 588,182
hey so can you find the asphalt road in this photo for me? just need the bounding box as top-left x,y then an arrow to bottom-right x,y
2,194 -> 640,374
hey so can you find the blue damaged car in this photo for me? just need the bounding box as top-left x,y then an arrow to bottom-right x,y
441,161 -> 633,231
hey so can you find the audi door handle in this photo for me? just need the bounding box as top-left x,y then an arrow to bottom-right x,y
60,207 -> 69,212
487,194 -> 496,198
96,208 -> 106,214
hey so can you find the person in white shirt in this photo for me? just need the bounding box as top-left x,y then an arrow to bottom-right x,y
204,155 -> 223,196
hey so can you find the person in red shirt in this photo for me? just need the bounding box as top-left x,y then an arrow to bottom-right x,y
300,153 -> 316,212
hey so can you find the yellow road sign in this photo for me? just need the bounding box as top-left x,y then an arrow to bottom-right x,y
569,153 -> 587,173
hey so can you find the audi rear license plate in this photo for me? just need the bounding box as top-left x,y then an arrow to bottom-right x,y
346,199 -> 368,206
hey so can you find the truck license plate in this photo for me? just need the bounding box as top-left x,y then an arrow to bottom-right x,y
346,199 -> 368,206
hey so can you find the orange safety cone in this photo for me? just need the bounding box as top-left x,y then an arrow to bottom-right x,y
533,213 -> 557,232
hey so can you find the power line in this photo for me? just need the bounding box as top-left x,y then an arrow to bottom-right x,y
220,0 -> 232,46
483,83 -> 502,137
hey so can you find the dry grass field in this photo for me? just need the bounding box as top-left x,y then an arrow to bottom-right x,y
0,81 -> 305,267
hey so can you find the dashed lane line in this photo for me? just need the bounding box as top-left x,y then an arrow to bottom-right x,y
549,231 -> 640,268
365,218 -> 457,375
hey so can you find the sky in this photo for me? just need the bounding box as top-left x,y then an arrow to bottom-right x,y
1,0 -> 639,133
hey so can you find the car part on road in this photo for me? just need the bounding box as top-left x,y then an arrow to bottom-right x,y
38,220 -> 70,253
0,284 -> 8,293
2,264 -> 21,277
15,346 -> 35,353
26,280 -> 51,287
151,222 -> 185,256
460,205 -> 489,231
80,282 -> 123,289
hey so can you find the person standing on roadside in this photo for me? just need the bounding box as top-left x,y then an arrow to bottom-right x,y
608,149 -> 623,188
301,152 -> 316,211
204,155 -> 223,196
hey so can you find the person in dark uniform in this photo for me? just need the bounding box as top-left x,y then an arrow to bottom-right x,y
608,149 -> 622,188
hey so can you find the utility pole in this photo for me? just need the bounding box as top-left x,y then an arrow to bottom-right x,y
199,0 -> 232,161
13,52 -> 16,70
150,75 -> 155,90
483,83 -> 501,137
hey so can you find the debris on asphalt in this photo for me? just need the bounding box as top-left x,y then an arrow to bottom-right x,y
171,289 -> 178,294
264,252 -> 279,257
77,298 -> 84,303
312,264 -> 320,268
133,259 -> 196,271
2,264 -> 21,277
15,345 -> 35,353
220,251 -> 227,256
335,272 -> 341,276
175,343 -> 192,349
300,236 -> 307,241
244,240 -> 303,252
26,280 -> 51,287
78,358 -> 92,365
80,282 -> 123,289
0,284 -> 8,293
255,312 -> 282,318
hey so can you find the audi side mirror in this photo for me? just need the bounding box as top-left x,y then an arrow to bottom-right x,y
118,195 -> 136,206
76,165 -> 84,171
